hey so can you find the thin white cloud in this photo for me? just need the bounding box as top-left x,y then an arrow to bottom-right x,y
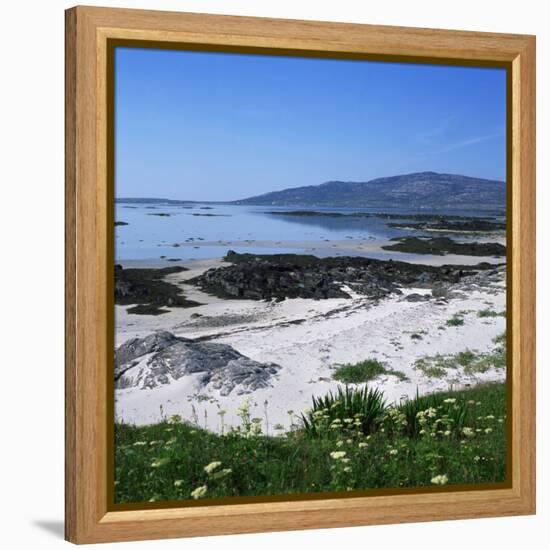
414,116 -> 457,145
435,131 -> 505,154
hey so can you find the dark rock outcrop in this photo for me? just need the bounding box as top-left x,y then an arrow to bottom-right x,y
115,265 -> 201,314
115,331 -> 280,395
388,219 -> 505,232
382,237 -> 506,257
265,210 -> 492,222
188,251 -> 497,302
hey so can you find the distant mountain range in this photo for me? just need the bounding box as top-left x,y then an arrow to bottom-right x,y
233,172 -> 506,209
117,172 -> 506,210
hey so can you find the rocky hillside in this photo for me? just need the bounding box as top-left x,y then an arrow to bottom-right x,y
233,172 -> 505,209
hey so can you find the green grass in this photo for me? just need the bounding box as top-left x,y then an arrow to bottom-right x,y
115,383 -> 507,504
415,336 -> 506,378
477,309 -> 506,318
414,362 -> 448,378
455,350 -> 477,366
414,354 -> 458,378
332,359 -> 408,384
477,309 -> 499,318
446,315 -> 465,327
301,385 -> 387,437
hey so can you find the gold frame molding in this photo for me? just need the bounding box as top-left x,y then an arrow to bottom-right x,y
65,5 -> 536,544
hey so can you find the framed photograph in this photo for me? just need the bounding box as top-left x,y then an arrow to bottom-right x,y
65,6 -> 536,544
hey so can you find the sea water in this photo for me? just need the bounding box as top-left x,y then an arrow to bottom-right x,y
115,202 -> 503,262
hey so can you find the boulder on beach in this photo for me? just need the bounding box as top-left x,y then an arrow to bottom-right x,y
115,331 -> 280,395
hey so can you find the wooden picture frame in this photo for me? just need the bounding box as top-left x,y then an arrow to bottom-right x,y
65,5 -> 536,544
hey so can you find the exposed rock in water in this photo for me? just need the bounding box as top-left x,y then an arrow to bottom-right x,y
115,331 -> 280,395
115,265 -> 202,314
265,210 -> 493,222
190,213 -> 231,217
188,250 -> 497,302
388,219 -> 505,232
382,237 -> 506,257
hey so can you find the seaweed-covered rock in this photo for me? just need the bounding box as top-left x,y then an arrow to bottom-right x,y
388,219 -> 505,232
188,251 -> 499,302
382,237 -> 506,257
115,265 -> 201,314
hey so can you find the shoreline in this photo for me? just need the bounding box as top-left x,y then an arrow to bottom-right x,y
117,237 -> 506,268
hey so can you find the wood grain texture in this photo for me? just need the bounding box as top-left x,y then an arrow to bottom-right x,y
512,36 -> 536,508
64,7 -> 77,543
65,5 -> 536,544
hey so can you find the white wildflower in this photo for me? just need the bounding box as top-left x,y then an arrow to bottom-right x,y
204,461 -> 222,474
431,474 -> 449,485
462,427 -> 475,437
151,458 -> 170,468
190,485 -> 208,499
330,451 -> 347,460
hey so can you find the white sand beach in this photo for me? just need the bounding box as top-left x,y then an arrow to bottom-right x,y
115,253 -> 506,433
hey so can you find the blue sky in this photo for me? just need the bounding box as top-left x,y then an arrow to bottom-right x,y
115,47 -> 506,201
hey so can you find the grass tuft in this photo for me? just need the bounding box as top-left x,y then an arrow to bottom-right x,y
415,338 -> 506,379
477,309 -> 499,318
446,315 -> 465,327
301,385 -> 387,437
332,359 -> 408,384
